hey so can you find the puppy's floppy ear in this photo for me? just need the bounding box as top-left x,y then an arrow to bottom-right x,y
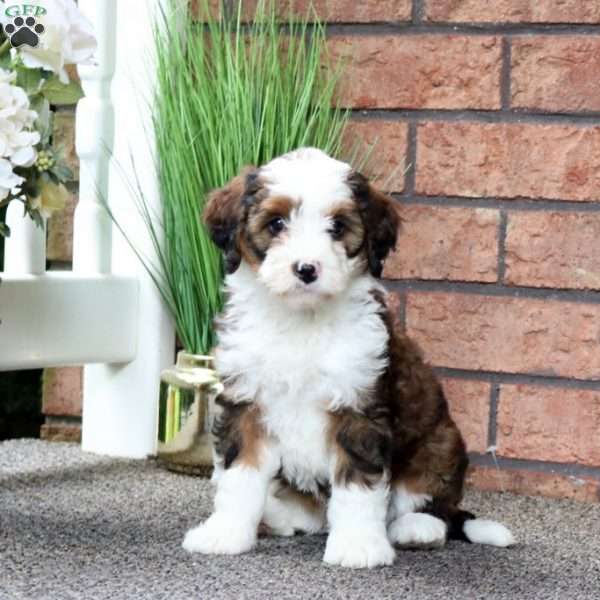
348,171 -> 400,278
203,166 -> 258,274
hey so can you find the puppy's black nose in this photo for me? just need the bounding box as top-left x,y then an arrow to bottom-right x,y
293,262 -> 318,284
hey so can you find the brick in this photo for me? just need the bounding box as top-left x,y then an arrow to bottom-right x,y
190,0 -> 224,19
237,0 -> 411,22
343,120 -> 408,193
512,37 -> 600,112
467,465 -> 600,503
328,35 -> 501,110
52,112 -> 78,180
406,292 -> 600,380
443,378 -> 490,453
416,122 -> 600,202
42,367 -> 82,417
384,206 -> 499,282
40,423 -> 81,443
505,212 -> 600,290
424,0 -> 600,24
47,191 -> 77,262
497,385 -> 600,467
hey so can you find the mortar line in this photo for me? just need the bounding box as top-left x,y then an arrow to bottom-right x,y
497,210 -> 508,283
487,383 -> 500,448
398,291 -> 407,331
500,37 -> 512,110
386,278 -> 600,304
224,0 -> 234,21
326,23 -> 600,36
412,0 -> 424,24
393,195 -> 600,213
44,415 -> 82,426
348,107 -> 600,125
468,452 -> 600,479
433,366 -> 600,391
403,122 -> 417,196
195,17 -> 600,36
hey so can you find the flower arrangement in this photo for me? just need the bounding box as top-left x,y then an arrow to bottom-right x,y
0,0 -> 96,237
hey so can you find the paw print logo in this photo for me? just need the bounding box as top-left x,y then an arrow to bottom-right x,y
4,16 -> 45,48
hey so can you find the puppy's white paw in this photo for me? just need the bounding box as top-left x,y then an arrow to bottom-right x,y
182,513 -> 256,555
324,529 -> 395,569
388,513 -> 447,549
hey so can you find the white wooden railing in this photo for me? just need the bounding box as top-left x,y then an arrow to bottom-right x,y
0,0 -> 176,458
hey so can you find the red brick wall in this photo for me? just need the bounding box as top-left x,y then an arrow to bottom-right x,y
46,0 -> 600,501
40,106 -> 82,444
324,0 -> 600,501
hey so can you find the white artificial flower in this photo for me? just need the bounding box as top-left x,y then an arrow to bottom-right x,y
0,67 -> 39,199
0,69 -> 17,85
1,0 -> 97,83
0,158 -> 24,201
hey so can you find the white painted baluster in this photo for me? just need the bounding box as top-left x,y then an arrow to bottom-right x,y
78,0 -> 175,458
3,204 -> 46,275
72,0 -> 115,274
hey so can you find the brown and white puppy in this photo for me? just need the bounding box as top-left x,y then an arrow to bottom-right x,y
183,148 -> 515,568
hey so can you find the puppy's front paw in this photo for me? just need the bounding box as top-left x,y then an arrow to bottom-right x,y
182,513 -> 256,555
324,529 -> 395,569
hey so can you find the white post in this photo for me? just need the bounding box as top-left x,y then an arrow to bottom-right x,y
73,0 -> 115,274
3,204 -> 46,275
78,0 -> 175,458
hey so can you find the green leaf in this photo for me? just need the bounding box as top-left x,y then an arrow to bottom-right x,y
15,66 -> 43,95
0,222 -> 10,238
40,75 -> 84,105
31,97 -> 52,145
30,210 -> 44,229
50,163 -> 73,182
0,52 -> 11,70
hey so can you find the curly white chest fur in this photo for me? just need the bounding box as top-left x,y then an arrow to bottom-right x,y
214,266 -> 389,491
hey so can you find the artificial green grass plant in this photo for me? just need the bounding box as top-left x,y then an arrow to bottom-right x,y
144,0 -> 351,354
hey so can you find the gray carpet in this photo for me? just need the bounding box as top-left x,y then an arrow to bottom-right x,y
1,439 -> 599,600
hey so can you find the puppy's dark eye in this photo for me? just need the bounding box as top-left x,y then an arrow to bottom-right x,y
329,218 -> 345,240
267,216 -> 286,236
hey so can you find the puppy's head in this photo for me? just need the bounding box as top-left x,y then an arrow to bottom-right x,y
204,148 -> 399,310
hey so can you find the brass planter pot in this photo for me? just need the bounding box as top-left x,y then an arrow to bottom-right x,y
157,351 -> 223,477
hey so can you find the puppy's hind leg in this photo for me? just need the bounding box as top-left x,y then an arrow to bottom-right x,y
261,481 -> 326,536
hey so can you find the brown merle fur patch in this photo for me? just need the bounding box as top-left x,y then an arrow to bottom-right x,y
326,200 -> 365,259
203,166 -> 258,274
212,397 -> 266,469
204,169 -> 300,272
347,172 -> 401,277
243,195 -> 297,268
328,407 -> 391,488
